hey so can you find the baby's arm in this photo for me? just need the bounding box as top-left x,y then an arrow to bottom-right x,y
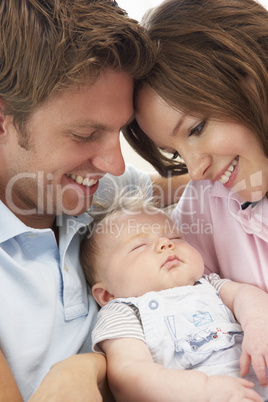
101,336 -> 261,402
220,281 -> 268,385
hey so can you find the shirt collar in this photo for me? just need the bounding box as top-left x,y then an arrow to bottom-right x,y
0,200 -> 92,243
0,201 -> 35,242
209,180 -> 263,209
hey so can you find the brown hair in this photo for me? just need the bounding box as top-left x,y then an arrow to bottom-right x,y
0,0 -> 156,138
123,0 -> 268,177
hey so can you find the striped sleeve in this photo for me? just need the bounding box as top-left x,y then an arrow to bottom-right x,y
92,302 -> 145,354
203,273 -> 230,292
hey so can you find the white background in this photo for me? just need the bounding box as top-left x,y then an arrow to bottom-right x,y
117,0 -> 268,21
117,0 -> 268,172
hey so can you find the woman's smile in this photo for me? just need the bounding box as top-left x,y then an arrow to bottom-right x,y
216,157 -> 238,187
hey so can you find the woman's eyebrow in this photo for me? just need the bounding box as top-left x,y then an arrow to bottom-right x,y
172,113 -> 188,137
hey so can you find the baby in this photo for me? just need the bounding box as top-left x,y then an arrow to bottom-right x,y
81,193 -> 268,401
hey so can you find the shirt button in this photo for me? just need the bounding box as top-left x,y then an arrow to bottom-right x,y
149,300 -> 159,310
27,233 -> 38,239
64,264 -> 69,273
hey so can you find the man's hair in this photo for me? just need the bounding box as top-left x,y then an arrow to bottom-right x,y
80,187 -> 155,287
123,0 -> 268,177
0,0 -> 156,134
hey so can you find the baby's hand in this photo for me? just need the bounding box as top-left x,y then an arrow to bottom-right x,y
240,318 -> 268,386
207,376 -> 263,401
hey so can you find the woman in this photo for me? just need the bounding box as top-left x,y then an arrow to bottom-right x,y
123,0 -> 268,290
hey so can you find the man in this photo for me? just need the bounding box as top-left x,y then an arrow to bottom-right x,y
0,1 -> 158,400
0,1 -> 190,399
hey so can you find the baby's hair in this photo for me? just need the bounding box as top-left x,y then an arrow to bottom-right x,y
80,186 -> 156,287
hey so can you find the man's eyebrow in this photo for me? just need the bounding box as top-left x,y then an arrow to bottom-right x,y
67,114 -> 135,132
66,121 -> 109,131
171,113 -> 187,137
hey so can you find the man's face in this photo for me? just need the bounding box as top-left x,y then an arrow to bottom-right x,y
0,69 -> 134,227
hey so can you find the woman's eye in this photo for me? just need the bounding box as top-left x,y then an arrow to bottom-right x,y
163,149 -> 181,160
189,120 -> 206,137
172,151 -> 180,160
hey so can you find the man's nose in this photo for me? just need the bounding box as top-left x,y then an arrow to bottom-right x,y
90,135 -> 125,177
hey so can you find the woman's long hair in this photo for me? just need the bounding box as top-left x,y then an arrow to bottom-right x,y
123,0 -> 268,177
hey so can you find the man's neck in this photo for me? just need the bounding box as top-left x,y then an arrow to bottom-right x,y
16,213 -> 56,230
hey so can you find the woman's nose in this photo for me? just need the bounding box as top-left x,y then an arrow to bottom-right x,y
183,153 -> 211,181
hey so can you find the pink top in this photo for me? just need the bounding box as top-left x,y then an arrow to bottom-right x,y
172,180 -> 268,291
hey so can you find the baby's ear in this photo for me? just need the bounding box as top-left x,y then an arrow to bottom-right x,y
92,282 -> 115,307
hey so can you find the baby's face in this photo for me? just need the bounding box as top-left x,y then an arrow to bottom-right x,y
93,209 -> 204,299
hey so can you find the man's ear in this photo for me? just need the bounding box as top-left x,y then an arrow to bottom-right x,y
92,282 -> 115,307
0,99 -> 10,140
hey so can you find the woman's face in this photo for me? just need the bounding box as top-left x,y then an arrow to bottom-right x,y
136,87 -> 268,202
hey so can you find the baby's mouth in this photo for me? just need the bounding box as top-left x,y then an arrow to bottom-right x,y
161,255 -> 180,269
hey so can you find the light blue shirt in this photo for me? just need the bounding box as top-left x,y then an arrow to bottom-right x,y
0,165 -> 151,400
